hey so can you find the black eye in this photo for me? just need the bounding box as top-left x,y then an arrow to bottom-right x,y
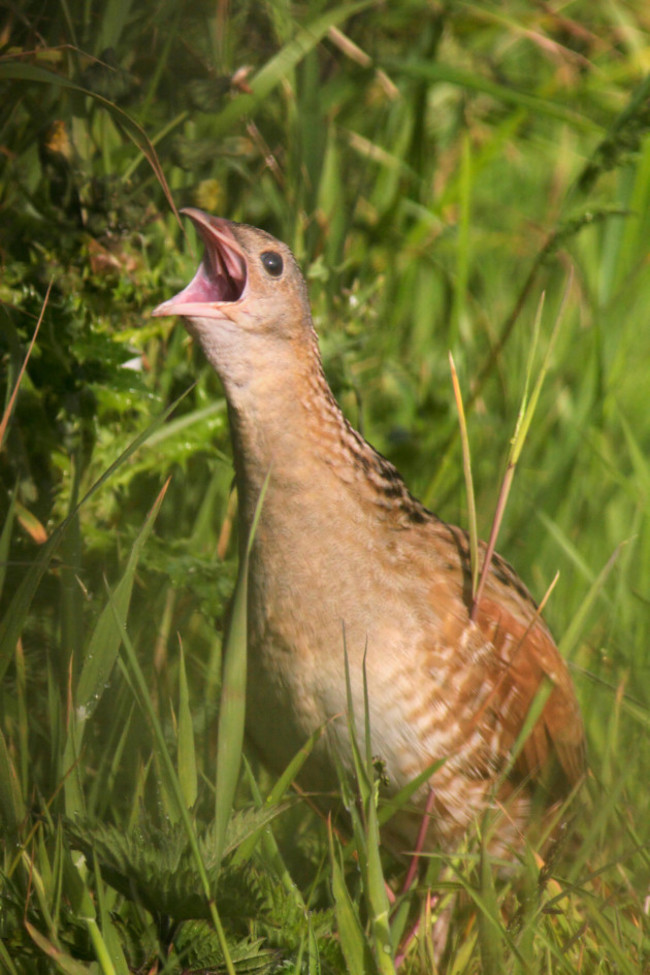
260,250 -> 283,277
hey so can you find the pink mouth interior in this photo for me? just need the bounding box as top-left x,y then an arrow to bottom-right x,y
185,227 -> 246,303
152,210 -> 247,316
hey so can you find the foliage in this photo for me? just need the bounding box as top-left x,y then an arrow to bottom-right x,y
1,0 -> 650,971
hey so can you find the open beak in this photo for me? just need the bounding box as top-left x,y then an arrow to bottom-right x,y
152,209 -> 248,319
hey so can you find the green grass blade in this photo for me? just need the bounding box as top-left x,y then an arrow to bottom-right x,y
452,133 -> 472,345
0,486 -> 16,603
213,472 -> 270,870
558,543 -> 623,660
84,917 -> 118,975
449,352 -> 479,599
360,657 -> 395,975
177,638 -> 198,810
0,726 -> 26,835
341,636 -> 372,807
328,823 -> 377,975
0,281 -> 48,451
212,559 -> 247,866
477,843 -> 506,975
92,853 -> 129,975
473,278 -> 571,620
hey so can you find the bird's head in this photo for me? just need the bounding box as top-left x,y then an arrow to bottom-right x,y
152,209 -> 311,344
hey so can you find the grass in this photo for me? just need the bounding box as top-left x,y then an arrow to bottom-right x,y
1,0 -> 650,971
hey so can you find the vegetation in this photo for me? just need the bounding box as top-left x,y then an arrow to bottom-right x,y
1,1 -> 650,971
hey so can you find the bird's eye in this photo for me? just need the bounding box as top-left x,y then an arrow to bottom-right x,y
260,250 -> 283,277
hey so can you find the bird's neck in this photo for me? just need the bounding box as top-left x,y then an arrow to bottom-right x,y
225,336 -> 347,523
219,331 -> 429,549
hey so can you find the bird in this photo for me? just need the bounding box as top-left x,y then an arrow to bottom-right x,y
152,209 -> 585,857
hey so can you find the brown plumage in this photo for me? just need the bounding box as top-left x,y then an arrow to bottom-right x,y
153,209 -> 585,854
